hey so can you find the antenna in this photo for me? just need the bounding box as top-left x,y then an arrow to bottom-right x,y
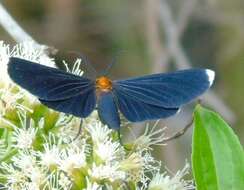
102,50 -> 127,76
68,51 -> 97,77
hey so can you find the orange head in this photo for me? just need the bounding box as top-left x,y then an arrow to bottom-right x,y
96,76 -> 113,92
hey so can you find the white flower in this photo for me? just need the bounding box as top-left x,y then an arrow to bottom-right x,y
12,151 -> 36,174
13,125 -> 37,149
120,151 -> 148,186
0,41 -> 55,86
57,114 -> 82,143
0,140 -> 6,157
0,163 -> 28,189
120,150 -> 160,188
7,41 -> 55,67
58,143 -> 87,175
85,116 -> 113,144
38,133 -> 62,168
0,84 -> 32,116
63,58 -> 84,76
88,163 -> 126,182
148,163 -> 194,190
84,179 -> 103,190
25,182 -> 40,190
44,172 -> 72,190
39,143 -> 60,168
28,167 -> 46,188
0,41 -> 56,104
1,151 -> 46,190
120,152 -> 144,171
0,41 -> 12,85
58,173 -> 72,190
132,121 -> 167,150
11,151 -> 46,188
94,139 -> 124,163
12,112 -> 37,149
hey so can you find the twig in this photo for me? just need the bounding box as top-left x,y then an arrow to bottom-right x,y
162,118 -> 193,143
159,0 -> 236,122
159,0 -> 191,69
177,0 -> 197,36
0,3 -> 55,62
145,0 -> 170,73
0,3 -> 36,43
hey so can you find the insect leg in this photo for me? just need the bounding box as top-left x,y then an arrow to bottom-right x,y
117,129 -> 124,145
117,130 -> 121,143
73,119 -> 83,141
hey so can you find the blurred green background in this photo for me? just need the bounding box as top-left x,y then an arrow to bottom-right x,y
1,0 -> 243,172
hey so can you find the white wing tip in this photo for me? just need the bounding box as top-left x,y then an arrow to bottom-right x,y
206,69 -> 215,86
176,108 -> 181,114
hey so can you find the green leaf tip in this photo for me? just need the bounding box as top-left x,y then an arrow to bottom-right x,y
192,105 -> 244,190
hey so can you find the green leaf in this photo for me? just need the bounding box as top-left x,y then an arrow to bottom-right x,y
192,105 -> 244,190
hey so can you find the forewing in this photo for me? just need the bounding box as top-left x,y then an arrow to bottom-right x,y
114,69 -> 214,108
113,89 -> 179,122
8,57 -> 94,101
40,89 -> 96,118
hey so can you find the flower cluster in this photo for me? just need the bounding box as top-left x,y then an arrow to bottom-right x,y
0,41 -> 194,190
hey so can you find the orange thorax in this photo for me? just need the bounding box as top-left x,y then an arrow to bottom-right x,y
96,76 -> 113,91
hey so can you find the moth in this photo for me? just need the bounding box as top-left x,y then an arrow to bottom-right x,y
8,57 -> 214,130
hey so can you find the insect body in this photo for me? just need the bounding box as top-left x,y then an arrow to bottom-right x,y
8,57 -> 215,130
96,76 -> 113,91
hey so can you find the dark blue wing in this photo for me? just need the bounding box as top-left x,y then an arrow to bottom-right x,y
40,89 -> 96,118
113,89 -> 179,122
97,92 -> 120,130
8,57 -> 94,101
113,69 -> 214,108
